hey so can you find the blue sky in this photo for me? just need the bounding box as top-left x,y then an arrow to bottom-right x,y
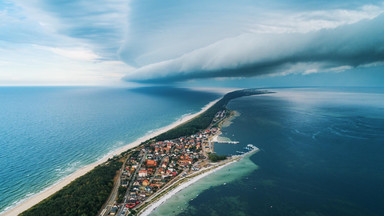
1,0 -> 383,86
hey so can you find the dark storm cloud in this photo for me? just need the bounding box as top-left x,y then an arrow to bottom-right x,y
123,14 -> 384,83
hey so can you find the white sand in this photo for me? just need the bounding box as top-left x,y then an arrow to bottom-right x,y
2,98 -> 221,216
139,147 -> 260,216
139,161 -> 236,216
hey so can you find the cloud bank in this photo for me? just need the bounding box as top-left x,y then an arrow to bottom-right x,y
123,14 -> 384,83
1,0 -> 384,85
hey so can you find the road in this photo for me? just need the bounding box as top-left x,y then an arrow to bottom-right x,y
149,155 -> 167,183
98,158 -> 127,216
116,150 -> 147,216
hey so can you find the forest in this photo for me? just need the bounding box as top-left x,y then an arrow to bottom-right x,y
20,89 -> 267,216
155,89 -> 267,141
20,159 -> 122,216
208,153 -> 227,162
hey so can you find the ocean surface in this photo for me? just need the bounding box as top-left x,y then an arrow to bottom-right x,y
151,88 -> 384,216
0,86 -> 221,213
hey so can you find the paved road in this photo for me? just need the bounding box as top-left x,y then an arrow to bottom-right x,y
150,156 -> 166,183
98,157 -> 128,216
116,150 -> 147,216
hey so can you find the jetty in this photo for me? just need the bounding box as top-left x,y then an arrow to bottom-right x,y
214,140 -> 239,144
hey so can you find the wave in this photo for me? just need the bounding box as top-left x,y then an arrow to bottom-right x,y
0,98 -> 220,215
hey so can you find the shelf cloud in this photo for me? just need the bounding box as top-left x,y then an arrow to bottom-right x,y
123,14 -> 384,83
2,0 -> 384,85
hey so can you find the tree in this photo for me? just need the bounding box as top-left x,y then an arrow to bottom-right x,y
208,154 -> 227,162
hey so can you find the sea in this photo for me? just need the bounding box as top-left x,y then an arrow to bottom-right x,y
0,86 -> 221,214
150,88 -> 384,216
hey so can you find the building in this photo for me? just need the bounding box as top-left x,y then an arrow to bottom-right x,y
142,179 -> 150,186
138,170 -> 148,177
110,206 -> 118,215
146,160 -> 157,167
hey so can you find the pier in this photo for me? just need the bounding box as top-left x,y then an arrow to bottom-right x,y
213,140 -> 239,144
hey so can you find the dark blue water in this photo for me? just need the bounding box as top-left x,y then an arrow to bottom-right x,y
0,87 -> 220,213
179,88 -> 384,216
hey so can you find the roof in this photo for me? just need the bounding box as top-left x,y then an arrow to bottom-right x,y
146,160 -> 157,167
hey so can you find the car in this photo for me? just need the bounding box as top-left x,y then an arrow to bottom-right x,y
125,203 -> 136,208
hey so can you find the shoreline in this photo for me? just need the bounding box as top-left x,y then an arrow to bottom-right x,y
2,98 -> 221,216
139,161 -> 237,216
139,147 -> 259,216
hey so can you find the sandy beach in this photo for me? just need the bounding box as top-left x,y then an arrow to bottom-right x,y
139,160 -> 237,216
138,147 -> 259,216
2,98 -> 221,216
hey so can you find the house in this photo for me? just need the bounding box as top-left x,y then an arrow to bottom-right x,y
121,181 -> 128,187
158,167 -> 165,174
153,175 -> 162,182
146,160 -> 157,167
142,179 -> 150,186
161,162 -> 167,169
163,156 -> 170,163
138,170 -> 148,177
150,183 -> 160,188
110,206 -> 118,215
147,168 -> 155,175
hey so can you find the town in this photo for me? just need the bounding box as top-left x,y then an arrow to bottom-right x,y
99,109 -> 231,216
14,89 -> 264,216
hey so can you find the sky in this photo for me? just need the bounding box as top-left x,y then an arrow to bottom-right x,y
0,0 -> 383,87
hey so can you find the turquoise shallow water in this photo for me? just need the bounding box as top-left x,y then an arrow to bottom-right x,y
151,88 -> 384,216
150,151 -> 259,216
0,87 -> 220,213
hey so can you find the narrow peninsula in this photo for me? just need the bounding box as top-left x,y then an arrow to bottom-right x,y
19,89 -> 269,216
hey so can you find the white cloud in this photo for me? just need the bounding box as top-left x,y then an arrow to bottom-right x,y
12,0 -> 130,60
0,1 -> 133,85
0,43 -> 131,86
48,47 -> 100,61
249,3 -> 384,34
2,0 -> 384,85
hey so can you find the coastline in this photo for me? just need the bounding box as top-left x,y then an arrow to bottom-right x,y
139,161 -> 237,216
139,147 -> 259,216
2,98 -> 221,216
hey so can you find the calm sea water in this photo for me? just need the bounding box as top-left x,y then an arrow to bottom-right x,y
0,87 -> 220,213
152,88 -> 384,216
